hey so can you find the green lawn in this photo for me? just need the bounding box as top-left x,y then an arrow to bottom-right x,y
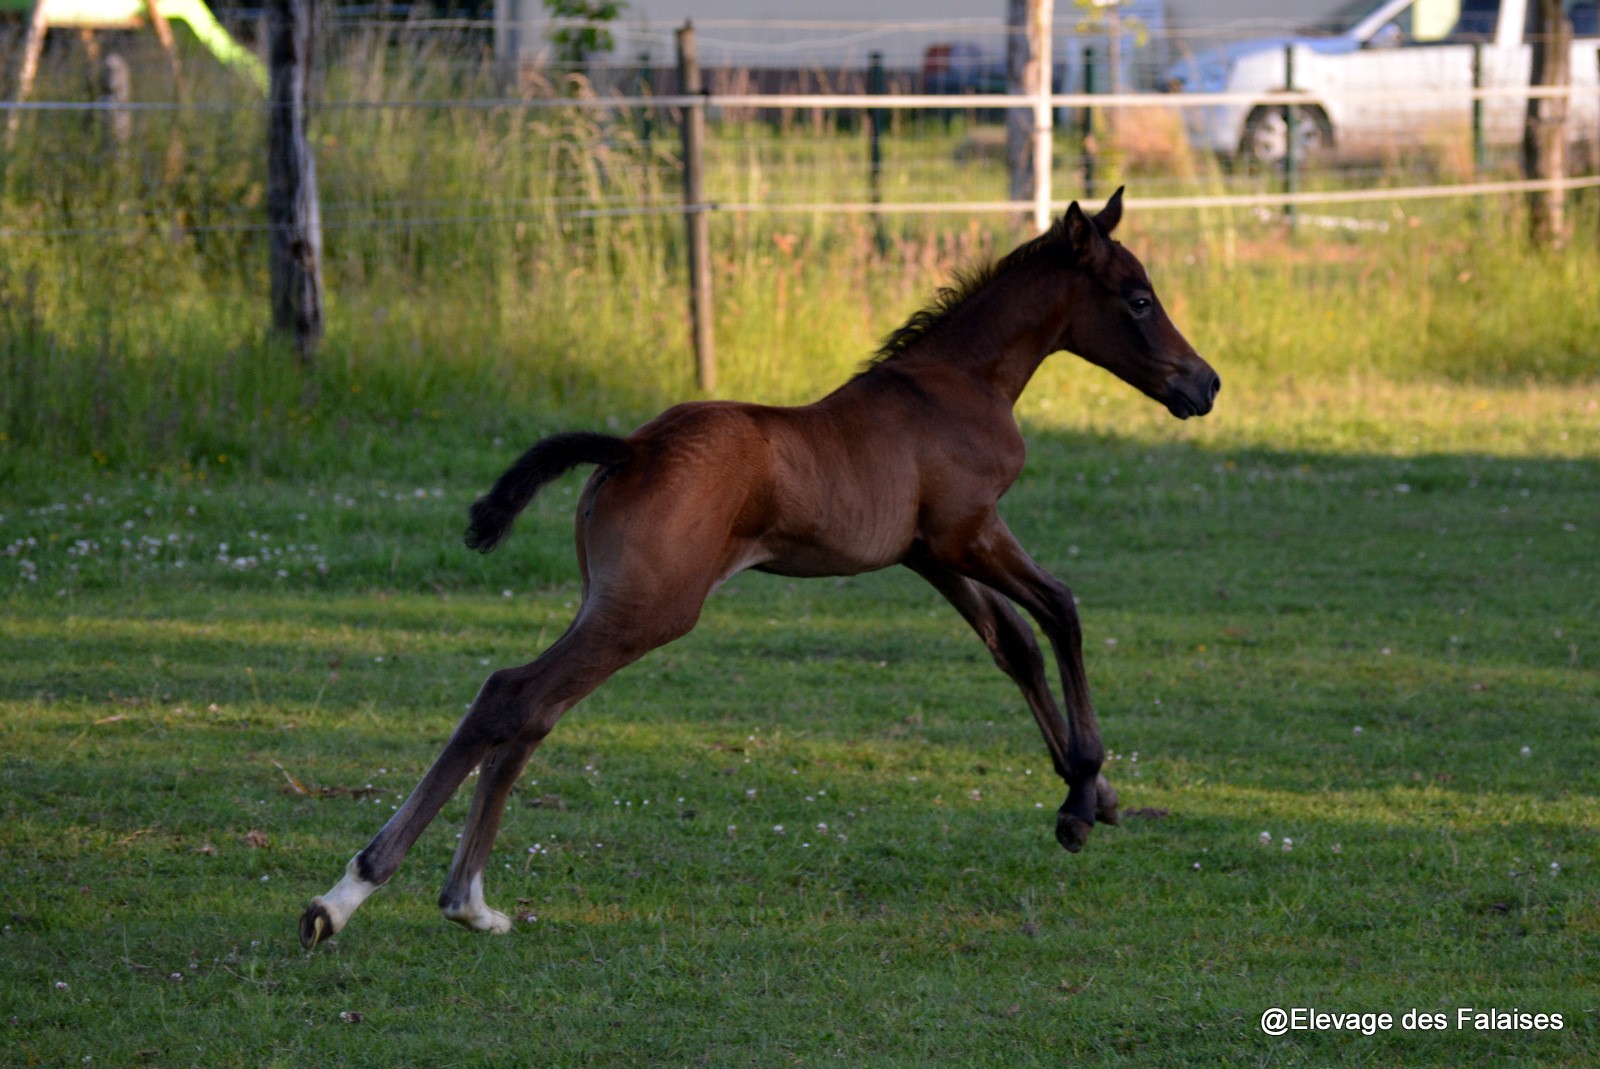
4,23 -> 1598,1063
3,376 -> 1597,1066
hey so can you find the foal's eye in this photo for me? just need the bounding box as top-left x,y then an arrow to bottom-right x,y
1128,296 -> 1153,316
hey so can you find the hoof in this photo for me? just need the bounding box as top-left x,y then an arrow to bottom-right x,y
1095,774 -> 1121,827
299,901 -> 337,950
1055,813 -> 1092,853
443,905 -> 513,934
299,858 -> 379,949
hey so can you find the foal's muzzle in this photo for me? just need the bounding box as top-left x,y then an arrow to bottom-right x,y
1165,368 -> 1221,420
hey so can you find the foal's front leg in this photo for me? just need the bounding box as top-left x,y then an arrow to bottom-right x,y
932,517 -> 1111,852
906,554 -> 1120,839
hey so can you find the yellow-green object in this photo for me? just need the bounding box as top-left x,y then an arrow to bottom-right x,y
25,0 -> 267,90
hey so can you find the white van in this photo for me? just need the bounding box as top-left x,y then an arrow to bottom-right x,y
1164,0 -> 1600,164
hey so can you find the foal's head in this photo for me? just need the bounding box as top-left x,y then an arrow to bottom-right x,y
1053,189 -> 1220,420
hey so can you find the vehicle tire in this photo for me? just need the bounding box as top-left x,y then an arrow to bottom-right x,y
1239,104 -> 1333,169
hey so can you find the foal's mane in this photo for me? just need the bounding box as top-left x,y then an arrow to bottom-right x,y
868,215 -> 1072,368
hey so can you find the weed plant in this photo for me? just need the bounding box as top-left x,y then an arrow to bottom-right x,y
2,28 -> 1598,481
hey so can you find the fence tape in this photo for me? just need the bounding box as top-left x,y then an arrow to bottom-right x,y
3,83 -> 1597,112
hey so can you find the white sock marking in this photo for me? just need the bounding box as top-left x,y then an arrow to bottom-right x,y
441,873 -> 512,934
314,856 -> 379,933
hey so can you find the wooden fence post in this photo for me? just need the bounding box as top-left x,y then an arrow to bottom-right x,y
267,0 -> 324,362
1524,0 -> 1570,247
676,21 -> 715,394
1029,0 -> 1053,233
1006,0 -> 1054,233
100,52 -> 132,150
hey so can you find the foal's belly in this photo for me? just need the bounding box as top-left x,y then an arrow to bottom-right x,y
749,523 -> 914,579
751,551 -> 893,580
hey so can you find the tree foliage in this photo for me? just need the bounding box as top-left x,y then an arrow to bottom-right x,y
543,0 -> 627,66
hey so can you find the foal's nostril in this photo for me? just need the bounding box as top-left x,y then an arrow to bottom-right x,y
1207,373 -> 1222,401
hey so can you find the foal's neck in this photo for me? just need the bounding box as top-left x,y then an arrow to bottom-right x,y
935,258 -> 1073,404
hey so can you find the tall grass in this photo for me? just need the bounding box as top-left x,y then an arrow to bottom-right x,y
2,28 -> 1598,478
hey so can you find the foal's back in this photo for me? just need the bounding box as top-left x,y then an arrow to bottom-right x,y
583,364 -> 1010,585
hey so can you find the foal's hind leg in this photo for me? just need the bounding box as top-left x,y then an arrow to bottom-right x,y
298,607 -> 689,947
431,613 -> 682,933
437,739 -> 539,933
907,556 -> 1119,835
299,711 -> 500,948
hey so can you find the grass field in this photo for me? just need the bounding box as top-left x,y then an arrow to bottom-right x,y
4,31 -> 1600,1065
3,364 -> 1598,1065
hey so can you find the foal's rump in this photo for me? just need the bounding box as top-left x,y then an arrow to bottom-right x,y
574,402 -> 779,594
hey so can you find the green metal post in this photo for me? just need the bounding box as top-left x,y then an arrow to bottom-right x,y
1081,46 -> 1096,199
868,51 -> 889,252
1284,43 -> 1298,232
638,51 -> 654,148
868,51 -> 886,192
1472,42 -> 1485,176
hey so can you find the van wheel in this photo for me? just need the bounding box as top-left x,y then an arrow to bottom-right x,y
1239,104 -> 1333,169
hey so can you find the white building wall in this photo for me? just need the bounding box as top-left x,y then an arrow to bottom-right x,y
495,1 -> 1367,70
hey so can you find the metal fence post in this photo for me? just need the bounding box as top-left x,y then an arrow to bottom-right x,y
1472,42 -> 1486,176
637,51 -> 654,148
676,22 -> 715,394
868,50 -> 889,252
1284,43 -> 1298,233
1081,45 -> 1096,199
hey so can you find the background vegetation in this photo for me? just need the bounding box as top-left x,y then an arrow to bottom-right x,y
1,25 -> 1597,1067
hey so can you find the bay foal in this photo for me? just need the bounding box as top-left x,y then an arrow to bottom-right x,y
300,190 -> 1219,947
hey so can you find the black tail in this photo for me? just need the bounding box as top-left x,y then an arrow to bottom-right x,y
465,431 -> 633,553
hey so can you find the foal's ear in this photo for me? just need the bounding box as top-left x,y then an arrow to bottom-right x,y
1094,187 -> 1125,235
1063,200 -> 1100,257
